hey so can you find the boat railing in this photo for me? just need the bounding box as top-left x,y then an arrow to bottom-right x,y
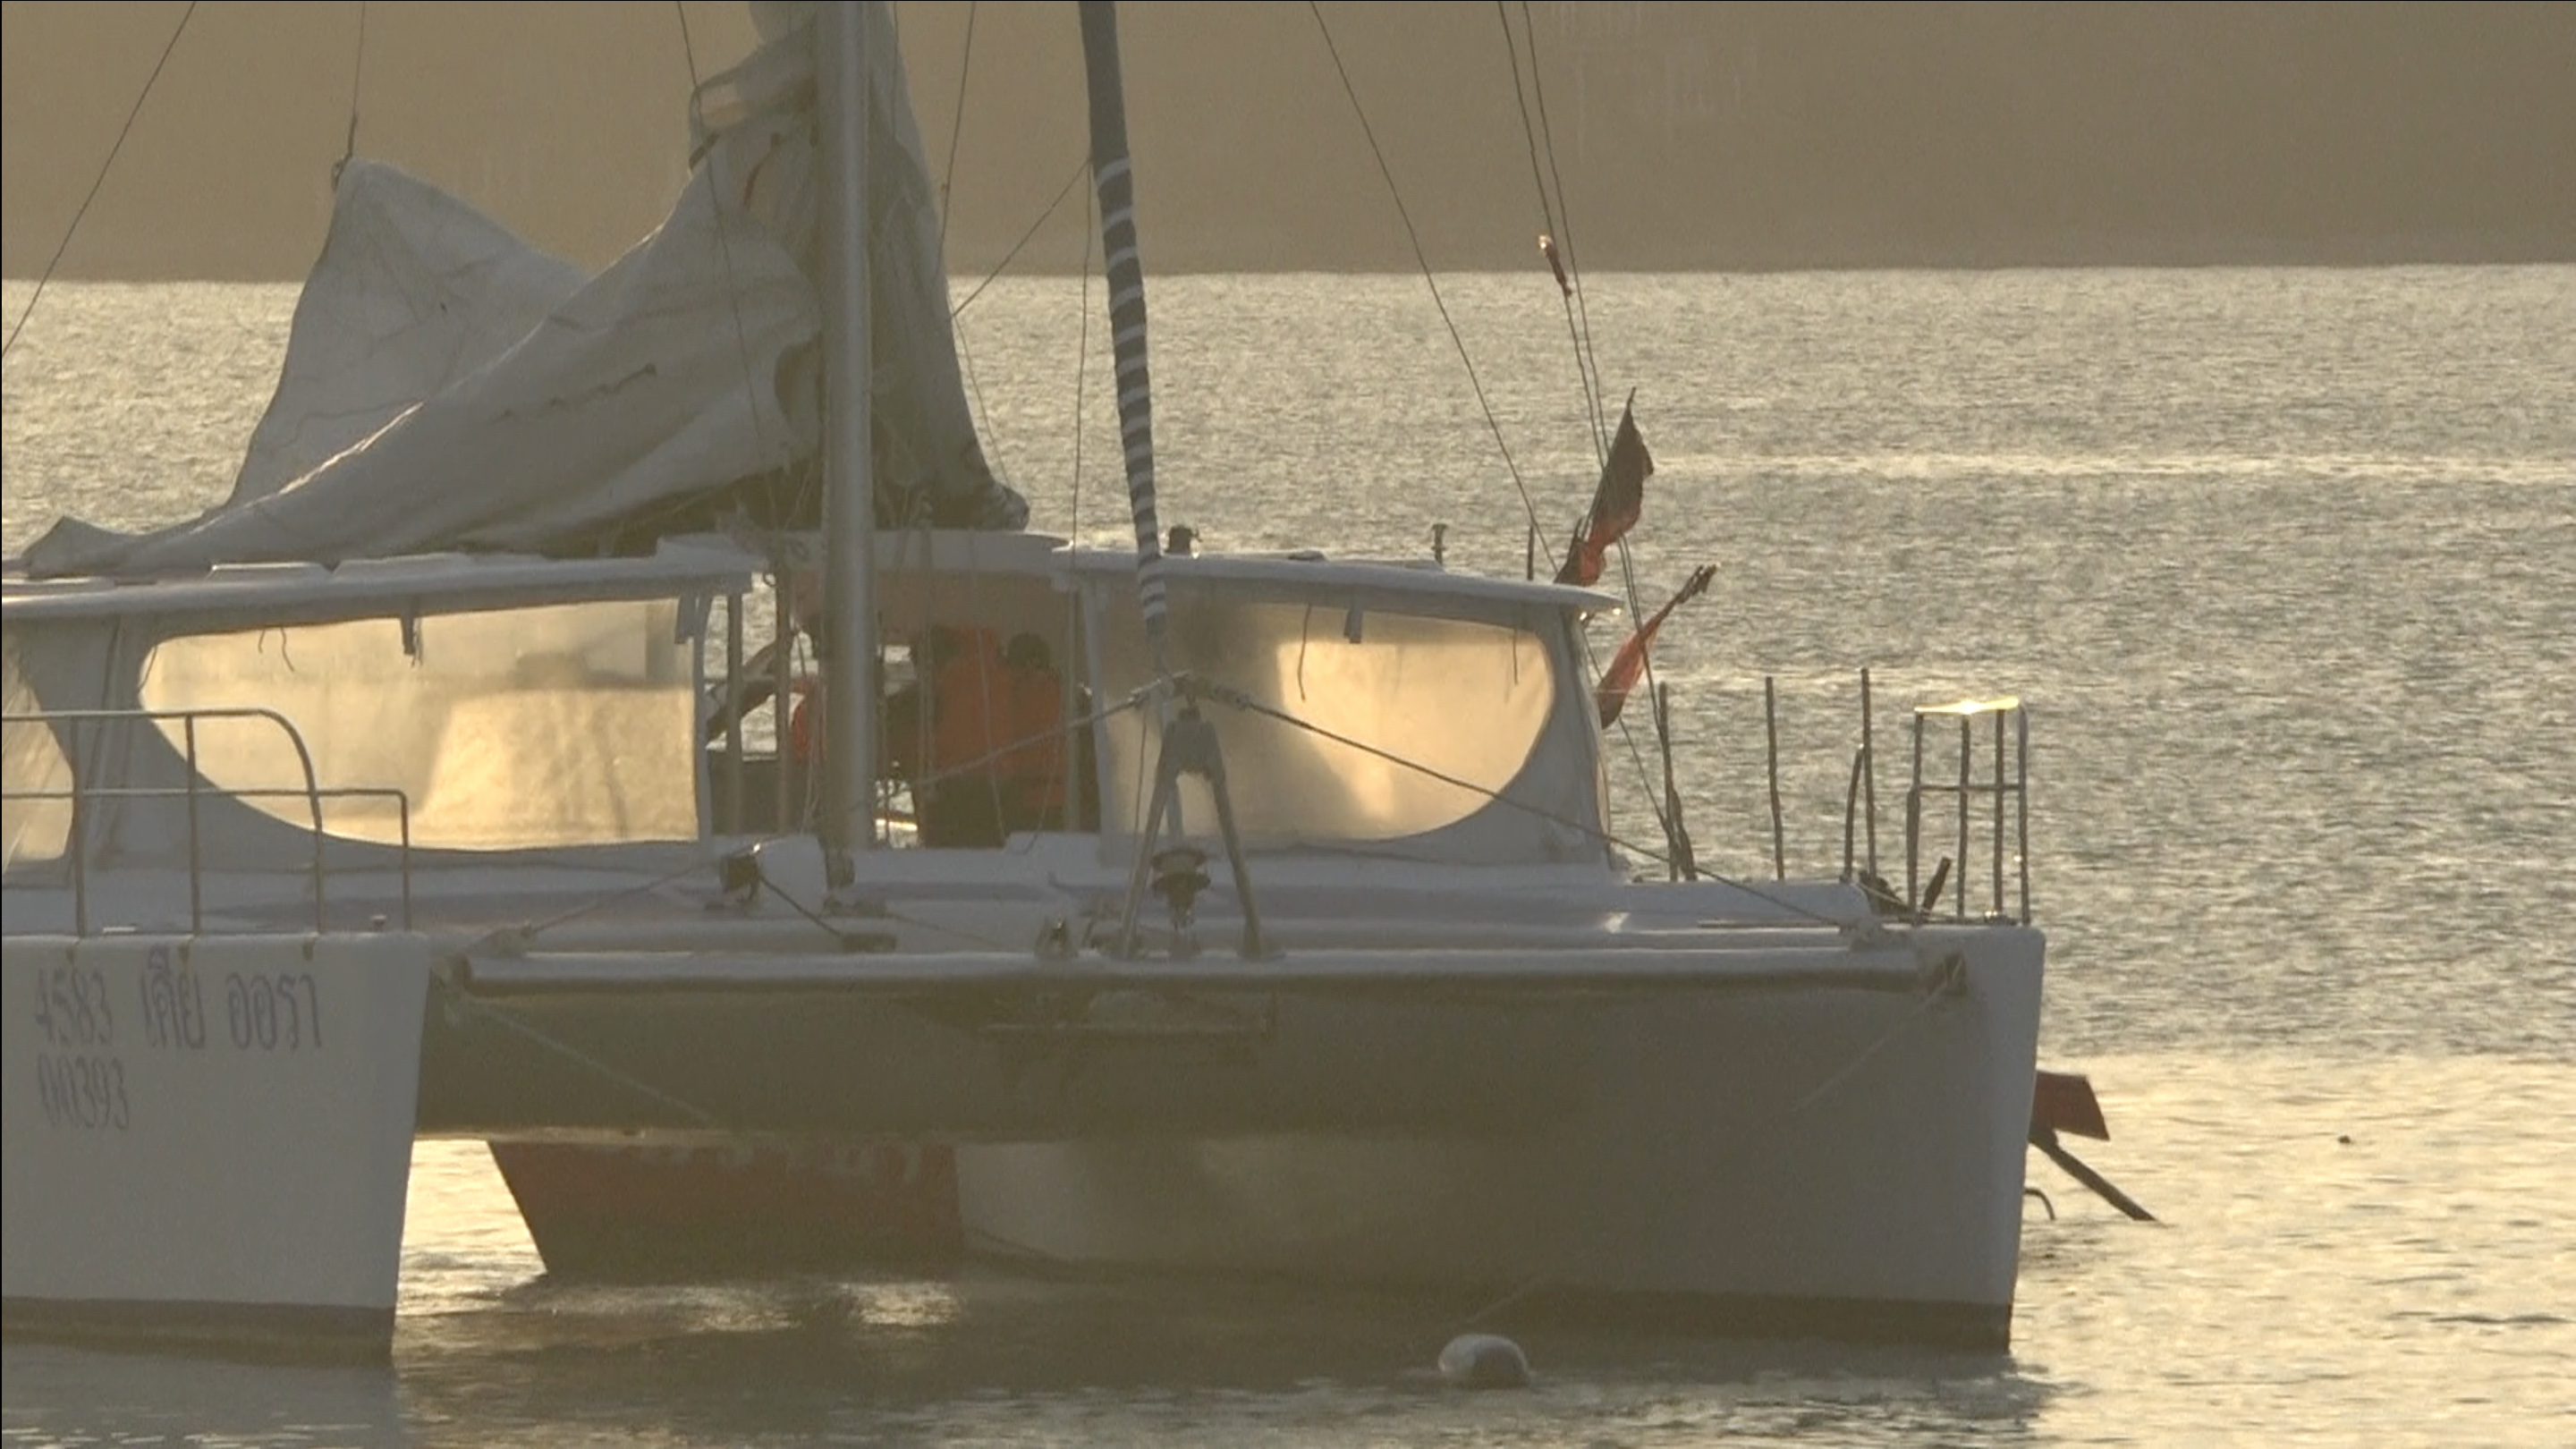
2,707 -> 414,936
1902,697 -> 2030,926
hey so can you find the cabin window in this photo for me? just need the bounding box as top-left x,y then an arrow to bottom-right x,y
137,599 -> 701,850
1094,590 -> 1562,852
1,638 -> 74,869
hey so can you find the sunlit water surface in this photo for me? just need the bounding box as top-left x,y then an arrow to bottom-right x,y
4,267 -> 2572,1446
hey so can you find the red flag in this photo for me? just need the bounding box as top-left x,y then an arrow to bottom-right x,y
1595,564 -> 1716,728
1555,396 -> 1653,588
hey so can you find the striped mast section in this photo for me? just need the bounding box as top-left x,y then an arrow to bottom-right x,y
1075,0 -> 1170,672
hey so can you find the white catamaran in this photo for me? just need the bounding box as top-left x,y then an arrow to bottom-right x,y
3,0 -> 2051,1360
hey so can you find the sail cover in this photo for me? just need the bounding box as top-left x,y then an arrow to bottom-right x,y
27,0 -> 1022,581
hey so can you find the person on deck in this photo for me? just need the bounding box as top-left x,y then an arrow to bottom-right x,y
706,575 -> 924,832
996,632 -> 1070,834
916,626 -> 1009,847
747,617 -> 1088,845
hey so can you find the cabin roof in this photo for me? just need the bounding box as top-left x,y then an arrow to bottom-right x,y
1067,547 -> 1621,615
775,529 -> 1623,616
3,529 -> 1623,631
0,538 -> 764,627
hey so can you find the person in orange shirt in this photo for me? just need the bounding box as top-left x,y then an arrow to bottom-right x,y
996,632 -> 1069,834
917,626 -> 1008,847
765,620 -> 1087,844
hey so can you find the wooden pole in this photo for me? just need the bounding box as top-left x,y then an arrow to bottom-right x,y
1655,682 -> 1694,880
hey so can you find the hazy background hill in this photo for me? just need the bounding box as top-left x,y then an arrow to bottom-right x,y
6,0 -> 2572,281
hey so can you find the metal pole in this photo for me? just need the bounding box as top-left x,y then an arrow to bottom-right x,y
2017,708 -> 2032,925
719,594 -> 744,834
1954,715 -> 1971,919
1860,666 -> 1877,877
772,579 -> 796,829
1906,711 -> 1924,914
1841,748 -> 1862,882
1764,675 -> 1785,880
1992,706 -> 2007,919
70,717 -> 90,936
818,0 -> 877,863
1078,0 -> 1172,672
183,715 -> 204,933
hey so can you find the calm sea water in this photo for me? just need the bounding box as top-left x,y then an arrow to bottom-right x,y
4,268 -> 2572,1446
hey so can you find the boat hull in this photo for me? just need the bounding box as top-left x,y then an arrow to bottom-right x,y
1,933 -> 431,1362
436,925 -> 2043,1347
953,929 -> 2044,1347
487,1138 -> 963,1278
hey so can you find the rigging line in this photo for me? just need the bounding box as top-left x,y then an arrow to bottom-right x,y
1518,0 -> 1612,465
672,2 -> 779,496
434,977 -> 724,1129
1054,174 -> 1096,822
936,0 -> 977,247
510,852 -> 745,940
901,691 -> 1144,796
1206,683 -> 1832,924
950,154 -> 1090,320
1494,4 -> 1559,274
1510,2 -> 1679,850
2,0 -> 201,362
1597,536 -> 1690,867
1126,706 -> 1155,852
1572,614 -> 1682,852
956,320 -> 1012,479
336,1 -> 368,179
1303,0 -> 1543,544
1068,176 -> 1093,542
1494,1 -> 1606,462
756,856 -> 863,945
877,900 -> 1040,954
755,839 -> 1039,954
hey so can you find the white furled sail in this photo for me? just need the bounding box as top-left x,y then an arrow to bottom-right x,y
25,0 -> 1021,582
226,164 -> 591,509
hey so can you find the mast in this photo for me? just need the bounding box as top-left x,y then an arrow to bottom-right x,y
1076,0 -> 1169,670
1078,1 -> 1268,956
817,0 -> 877,859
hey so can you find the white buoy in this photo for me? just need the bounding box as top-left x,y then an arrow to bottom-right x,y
1438,1332 -> 1531,1389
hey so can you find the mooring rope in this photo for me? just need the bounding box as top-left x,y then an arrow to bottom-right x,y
431,972 -> 725,1129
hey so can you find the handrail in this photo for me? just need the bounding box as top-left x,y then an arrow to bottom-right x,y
2,706 -> 414,936
1902,698 -> 2030,926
